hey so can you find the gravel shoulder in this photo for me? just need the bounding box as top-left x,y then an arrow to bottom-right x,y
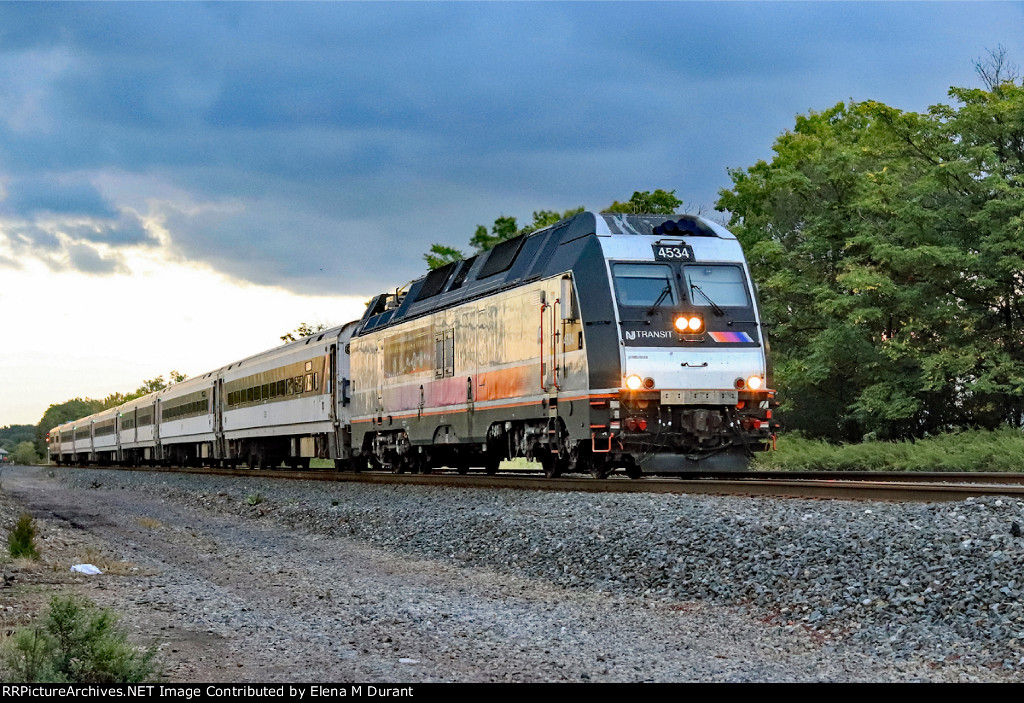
0,464 -> 1019,683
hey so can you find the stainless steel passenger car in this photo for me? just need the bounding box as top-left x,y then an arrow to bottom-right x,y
117,395 -> 158,466
155,371 -> 219,466
350,211 -> 777,476
220,321 -> 358,468
48,322 -> 359,469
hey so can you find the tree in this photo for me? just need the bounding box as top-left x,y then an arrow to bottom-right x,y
35,398 -> 104,452
280,322 -> 333,343
974,45 -> 1019,92
716,61 -> 1024,440
35,371 -> 190,452
423,244 -> 465,270
0,425 -> 37,454
423,206 -> 585,269
605,189 -> 682,215
11,441 -> 41,465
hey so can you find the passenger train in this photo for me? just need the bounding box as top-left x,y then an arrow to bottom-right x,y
48,211 -> 777,477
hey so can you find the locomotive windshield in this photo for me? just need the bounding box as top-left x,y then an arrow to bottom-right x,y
612,263 -> 678,307
682,265 -> 750,308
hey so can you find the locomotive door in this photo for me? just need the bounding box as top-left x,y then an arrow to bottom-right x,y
540,288 -> 562,454
375,340 -> 384,423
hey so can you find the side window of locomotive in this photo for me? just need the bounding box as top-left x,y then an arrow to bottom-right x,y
612,264 -> 677,307
444,330 -> 454,377
682,265 -> 751,308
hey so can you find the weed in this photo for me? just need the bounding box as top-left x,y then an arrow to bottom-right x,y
78,547 -> 142,576
135,517 -> 162,529
245,492 -> 264,506
8,514 -> 39,560
0,595 -> 160,683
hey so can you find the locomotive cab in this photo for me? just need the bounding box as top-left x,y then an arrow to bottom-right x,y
596,215 -> 776,471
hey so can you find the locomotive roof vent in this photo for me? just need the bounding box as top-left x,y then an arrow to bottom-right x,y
653,217 -> 716,238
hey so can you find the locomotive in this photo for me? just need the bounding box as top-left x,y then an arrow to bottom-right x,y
49,211 -> 776,476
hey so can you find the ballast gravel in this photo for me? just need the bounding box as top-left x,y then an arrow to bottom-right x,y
4,465 -> 1024,682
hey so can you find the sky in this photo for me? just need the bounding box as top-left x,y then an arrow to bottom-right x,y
2,1 -> 1023,427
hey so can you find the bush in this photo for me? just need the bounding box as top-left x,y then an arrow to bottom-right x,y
752,426 -> 1024,472
10,441 -> 40,466
8,514 -> 39,560
0,595 -> 160,683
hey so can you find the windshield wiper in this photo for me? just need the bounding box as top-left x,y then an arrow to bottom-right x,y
646,284 -> 673,315
690,283 -> 725,317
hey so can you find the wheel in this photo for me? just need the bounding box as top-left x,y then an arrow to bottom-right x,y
483,453 -> 500,475
623,459 -> 643,479
541,454 -> 562,479
589,456 -> 610,479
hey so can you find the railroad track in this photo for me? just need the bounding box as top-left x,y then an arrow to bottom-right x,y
55,464 -> 1024,502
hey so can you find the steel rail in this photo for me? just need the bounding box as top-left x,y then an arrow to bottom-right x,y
58,464 -> 1024,502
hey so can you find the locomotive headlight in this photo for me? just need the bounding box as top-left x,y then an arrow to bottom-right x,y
625,374 -> 643,391
674,315 -> 704,333
747,376 -> 763,391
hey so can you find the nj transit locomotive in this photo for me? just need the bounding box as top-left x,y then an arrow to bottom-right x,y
48,211 -> 776,476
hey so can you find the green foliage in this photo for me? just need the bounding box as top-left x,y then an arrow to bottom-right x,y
245,492 -> 264,506
469,214 -> 520,252
36,371 -> 189,454
0,425 -> 36,454
605,189 -> 682,215
36,399 -> 103,453
423,191 -> 683,269
717,65 -> 1024,441
753,427 -> 1024,472
129,371 -> 187,400
10,442 -> 41,466
423,243 -> 466,270
0,595 -> 159,683
8,514 -> 39,560
280,322 -> 334,344
424,206 -> 586,269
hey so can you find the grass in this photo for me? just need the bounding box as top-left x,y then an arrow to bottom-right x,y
77,547 -> 145,576
0,595 -> 160,683
753,427 -> 1024,472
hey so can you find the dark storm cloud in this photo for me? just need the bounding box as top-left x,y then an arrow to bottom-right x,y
0,2 -> 1021,295
0,209 -> 154,277
62,211 -> 155,247
2,175 -> 116,218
